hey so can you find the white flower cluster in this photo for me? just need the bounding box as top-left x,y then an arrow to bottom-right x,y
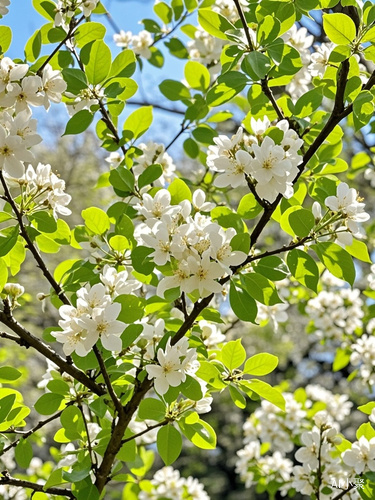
54,0 -> 99,30
139,466 -> 210,500
0,0 -> 10,16
343,435 -> 375,474
312,182 -> 370,247
281,26 -> 314,99
52,265 -> 141,355
187,26 -> 226,71
134,141 -> 176,187
145,337 -> 198,395
113,30 -> 153,59
8,162 -> 72,218
0,59 -> 66,113
306,286 -> 364,342
350,326 -> 375,387
207,118 -> 303,202
135,189 -> 247,298
367,263 -> 375,290
236,386 -> 353,496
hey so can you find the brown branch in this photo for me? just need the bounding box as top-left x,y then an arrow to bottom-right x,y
332,484 -> 356,500
37,16 -> 85,75
128,100 -> 185,115
95,378 -> 153,492
121,419 -> 168,444
233,0 -> 254,51
0,411 -> 63,456
93,346 -> 123,414
0,172 -> 70,306
0,472 -> 74,498
0,309 -> 105,396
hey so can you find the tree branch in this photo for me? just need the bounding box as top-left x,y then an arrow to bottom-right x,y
37,16 -> 85,75
0,308 -> 105,396
0,472 -> 74,498
93,346 -> 123,414
0,172 -> 70,306
0,411 -> 63,456
121,419 -> 169,444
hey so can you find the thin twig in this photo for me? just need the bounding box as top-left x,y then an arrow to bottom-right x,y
0,172 -> 70,305
0,472 -> 74,498
0,411 -> 63,456
93,346 -> 123,414
78,403 -> 97,469
38,16 -> 85,74
128,100 -> 185,115
0,309 -> 105,396
331,484 -> 356,500
121,419 -> 168,444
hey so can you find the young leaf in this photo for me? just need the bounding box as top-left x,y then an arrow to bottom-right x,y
323,13 -> 357,45
312,242 -> 355,285
157,425 -> 182,465
221,339 -> 246,370
198,8 -> 236,40
244,353 -> 279,376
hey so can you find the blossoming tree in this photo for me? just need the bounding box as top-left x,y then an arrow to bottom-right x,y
1,0 -> 375,498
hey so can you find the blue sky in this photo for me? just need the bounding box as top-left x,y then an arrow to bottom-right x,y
4,0 -> 185,150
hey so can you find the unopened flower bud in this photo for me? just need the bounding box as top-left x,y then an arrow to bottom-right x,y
4,283 -> 24,298
312,201 -> 322,220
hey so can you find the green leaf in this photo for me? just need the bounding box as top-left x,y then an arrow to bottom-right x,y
244,353 -> 279,376
294,88 -> 323,118
43,469 -> 65,490
0,226 -> 19,257
29,211 -> 58,233
184,61 -> 210,91
84,40 -> 112,85
0,394 -> 16,421
183,138 -> 200,158
115,294 -> 145,323
82,207 -> 110,235
63,110 -> 94,136
255,256 -> 289,281
34,393 -> 64,415
109,166 -> 135,195
353,91 -> 374,131
32,0 -> 56,20
178,417 -> 217,449
198,8 -> 236,40
154,1 -> 173,24
123,106 -> 153,141
0,26 -> 12,53
61,68 -> 88,94
180,375 -> 203,401
312,242 -> 355,285
288,208 -> 315,237
15,439 -> 33,469
157,425 -> 182,465
241,272 -> 282,305
242,52 -> 271,80
207,71 -> 248,106
287,249 -> 319,292
357,422 -> 375,440
332,347 -> 351,372
221,339 -> 246,370
257,15 -> 280,46
0,366 -> 22,382
323,13 -> 357,44
74,22 -> 106,48
24,29 -> 41,62
195,361 -> 227,390
358,402 -> 375,415
0,258 -> 8,293
345,239 -> 372,263
159,79 -> 191,101
229,281 -> 258,323
228,385 -> 246,409
168,178 -> 192,203
131,246 -> 155,275
237,193 -> 262,219
117,438 -> 136,463
138,398 -> 166,421
246,379 -> 285,411
109,49 -> 137,79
